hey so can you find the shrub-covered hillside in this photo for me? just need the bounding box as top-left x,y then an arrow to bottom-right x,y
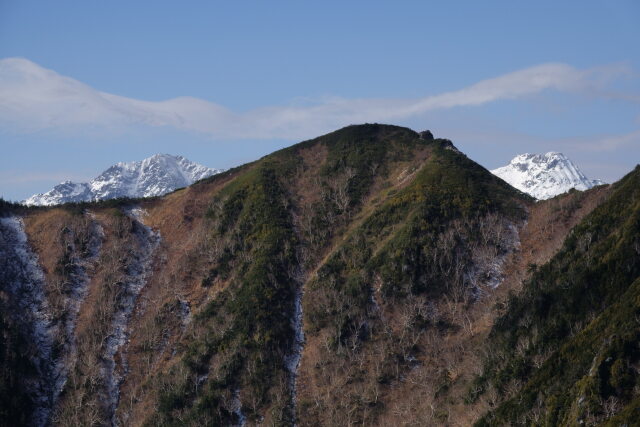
2,124 -> 633,426
145,123 -> 531,425
474,166 -> 640,425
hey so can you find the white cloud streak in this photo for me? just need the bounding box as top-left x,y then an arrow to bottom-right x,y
0,57 -> 631,140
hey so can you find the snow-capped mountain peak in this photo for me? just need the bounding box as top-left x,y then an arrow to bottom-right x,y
25,154 -> 222,206
491,152 -> 604,200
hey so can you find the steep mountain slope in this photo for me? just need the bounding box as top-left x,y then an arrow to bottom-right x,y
24,154 -> 221,206
472,165 -> 640,426
1,124 -> 632,427
295,134 -> 528,426
491,152 -> 603,200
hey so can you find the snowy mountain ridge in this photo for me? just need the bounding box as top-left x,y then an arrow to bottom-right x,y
491,152 -> 604,200
25,154 -> 222,206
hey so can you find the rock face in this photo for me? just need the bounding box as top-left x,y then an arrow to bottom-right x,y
419,130 -> 434,140
24,154 -> 222,206
491,152 -> 604,200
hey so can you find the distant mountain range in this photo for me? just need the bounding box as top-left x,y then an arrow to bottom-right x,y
24,154 -> 222,206
24,151 -> 600,207
491,152 -> 604,200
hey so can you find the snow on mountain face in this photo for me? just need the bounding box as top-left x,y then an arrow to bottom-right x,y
25,154 -> 222,206
491,152 -> 604,200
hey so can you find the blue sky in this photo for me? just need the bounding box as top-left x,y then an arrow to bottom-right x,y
1,1 -> 639,201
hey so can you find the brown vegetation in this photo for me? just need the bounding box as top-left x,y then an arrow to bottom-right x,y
7,125 -> 617,426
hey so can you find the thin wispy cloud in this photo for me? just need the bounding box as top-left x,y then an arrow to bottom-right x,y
0,57 -> 632,140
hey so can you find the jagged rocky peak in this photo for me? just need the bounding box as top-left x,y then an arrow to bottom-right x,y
438,138 -> 460,153
491,152 -> 604,200
24,154 -> 222,206
419,129 -> 461,153
419,130 -> 434,140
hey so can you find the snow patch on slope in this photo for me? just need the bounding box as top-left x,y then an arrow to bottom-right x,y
284,266 -> 305,425
491,152 -> 604,200
470,220 -> 521,292
231,388 -> 247,427
0,217 -> 54,427
285,284 -> 304,386
101,207 -> 160,424
51,213 -> 104,406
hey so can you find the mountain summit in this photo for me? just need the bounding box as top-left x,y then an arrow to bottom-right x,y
491,152 -> 603,200
24,154 -> 221,206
